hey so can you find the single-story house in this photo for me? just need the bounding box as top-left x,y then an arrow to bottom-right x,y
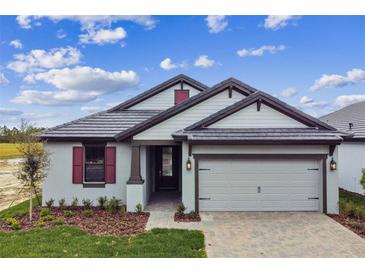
320,102 -> 365,194
41,74 -> 347,214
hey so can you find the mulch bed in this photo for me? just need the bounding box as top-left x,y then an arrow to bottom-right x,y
174,212 -> 201,222
328,214 -> 365,239
0,207 -> 150,237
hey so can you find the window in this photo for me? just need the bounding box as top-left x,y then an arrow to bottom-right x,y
162,147 -> 173,176
175,90 -> 189,105
85,145 -> 105,182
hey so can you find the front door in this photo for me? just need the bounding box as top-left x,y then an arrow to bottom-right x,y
156,146 -> 180,191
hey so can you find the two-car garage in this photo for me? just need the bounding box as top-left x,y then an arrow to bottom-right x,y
197,155 -> 325,212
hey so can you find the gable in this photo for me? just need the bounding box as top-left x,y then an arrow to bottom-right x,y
133,89 -> 246,140
208,103 -> 308,128
129,83 -> 201,110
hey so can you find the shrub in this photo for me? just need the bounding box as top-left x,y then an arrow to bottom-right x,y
135,203 -> 143,213
52,217 -> 64,225
82,198 -> 93,209
97,196 -> 108,209
188,211 -> 200,219
348,221 -> 365,230
45,198 -> 54,208
120,204 -> 126,215
176,202 -> 186,214
40,208 -> 50,217
71,197 -> 78,207
4,217 -> 18,225
11,222 -> 21,230
35,220 -> 45,227
83,209 -> 93,218
106,196 -> 121,212
63,210 -> 74,218
41,214 -> 54,222
58,198 -> 66,208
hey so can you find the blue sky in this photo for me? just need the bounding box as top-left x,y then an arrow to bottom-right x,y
0,15 -> 365,128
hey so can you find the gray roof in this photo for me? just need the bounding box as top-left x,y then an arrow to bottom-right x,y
172,128 -> 345,143
320,101 -> 365,139
41,110 -> 161,140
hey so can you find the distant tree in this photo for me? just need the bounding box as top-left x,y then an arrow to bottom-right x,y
14,120 -> 49,221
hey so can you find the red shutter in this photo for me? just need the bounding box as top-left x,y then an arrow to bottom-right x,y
72,146 -> 83,184
175,90 -> 189,105
105,146 -> 116,184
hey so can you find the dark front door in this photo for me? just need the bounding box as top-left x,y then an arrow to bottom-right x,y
156,146 -> 180,191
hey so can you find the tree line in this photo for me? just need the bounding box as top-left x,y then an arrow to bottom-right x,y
0,122 -> 45,143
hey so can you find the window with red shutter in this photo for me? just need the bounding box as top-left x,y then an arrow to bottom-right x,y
105,147 -> 116,184
174,90 -> 189,105
72,147 -> 83,184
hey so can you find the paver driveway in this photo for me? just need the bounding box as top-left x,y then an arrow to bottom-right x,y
146,210 -> 365,257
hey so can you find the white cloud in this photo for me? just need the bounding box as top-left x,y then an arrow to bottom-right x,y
205,16 -> 228,33
299,96 -> 313,104
56,29 -> 67,39
237,45 -> 286,57
0,73 -> 9,85
160,58 -> 186,71
263,16 -> 300,30
13,66 -> 139,105
281,87 -> 298,97
9,39 -> 23,49
79,27 -> 127,45
0,108 -> 23,116
335,94 -> 365,107
7,47 -> 81,74
194,55 -> 216,68
16,16 -> 156,31
310,68 -> 365,91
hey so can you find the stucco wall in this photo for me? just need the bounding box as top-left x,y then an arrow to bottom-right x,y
337,142 -> 365,194
181,143 -> 339,214
43,142 -> 131,206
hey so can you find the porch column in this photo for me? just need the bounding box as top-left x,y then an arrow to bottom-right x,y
127,144 -> 144,184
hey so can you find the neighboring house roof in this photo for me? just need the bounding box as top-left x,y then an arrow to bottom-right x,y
172,128 -> 344,145
114,77 -> 258,141
41,110 -> 161,141
185,91 -> 337,131
320,101 -> 365,140
108,74 -> 209,111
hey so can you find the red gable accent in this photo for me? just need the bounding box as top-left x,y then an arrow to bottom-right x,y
105,146 -> 116,184
72,147 -> 83,184
175,90 -> 189,105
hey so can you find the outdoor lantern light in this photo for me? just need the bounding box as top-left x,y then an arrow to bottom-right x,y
330,158 -> 337,171
186,157 -> 192,171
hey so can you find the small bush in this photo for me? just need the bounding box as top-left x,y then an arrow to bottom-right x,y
135,203 -> 143,213
58,198 -> 66,208
176,202 -> 186,214
52,217 -> 64,225
348,221 -> 365,230
187,211 -> 200,219
45,198 -> 55,208
11,222 -> 21,230
40,208 -> 50,217
120,204 -> 126,215
35,220 -> 45,227
97,196 -> 108,209
63,210 -> 74,218
4,217 -> 18,225
106,196 -> 121,212
71,197 -> 79,207
83,209 -> 93,218
82,198 -> 93,209
41,214 -> 54,222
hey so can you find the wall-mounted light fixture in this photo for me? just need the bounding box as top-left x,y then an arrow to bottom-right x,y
330,158 -> 337,171
186,157 -> 192,171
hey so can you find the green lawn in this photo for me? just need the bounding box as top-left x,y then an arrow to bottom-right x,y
0,196 -> 41,219
0,197 -> 206,258
0,143 -> 23,159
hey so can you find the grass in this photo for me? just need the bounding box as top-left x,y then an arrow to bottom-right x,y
0,143 -> 23,160
0,197 -> 206,258
0,196 -> 41,219
0,226 -> 206,258
339,188 -> 365,219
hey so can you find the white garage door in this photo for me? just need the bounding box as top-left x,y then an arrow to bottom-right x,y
199,158 -> 321,212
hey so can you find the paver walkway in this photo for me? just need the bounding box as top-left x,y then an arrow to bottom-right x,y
145,195 -> 365,257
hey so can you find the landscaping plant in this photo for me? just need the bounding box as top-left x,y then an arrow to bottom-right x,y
82,199 -> 93,209
106,196 -> 121,212
83,209 -> 93,218
58,198 -> 66,208
39,208 -> 50,217
176,202 -> 186,214
97,196 -> 108,209
135,203 -> 143,213
71,197 -> 78,208
63,210 -> 74,218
